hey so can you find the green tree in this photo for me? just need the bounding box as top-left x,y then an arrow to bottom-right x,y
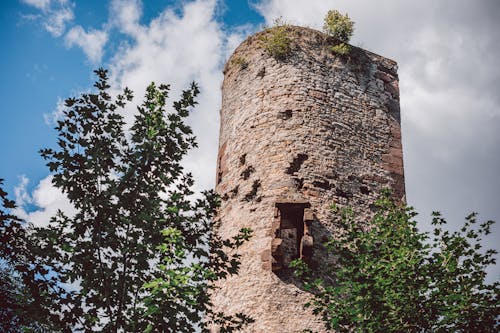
292,191 -> 499,332
323,10 -> 355,55
23,69 -> 251,332
323,10 -> 354,43
0,180 -> 58,332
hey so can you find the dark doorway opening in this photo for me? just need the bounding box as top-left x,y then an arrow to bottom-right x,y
278,205 -> 304,267
272,201 -> 312,275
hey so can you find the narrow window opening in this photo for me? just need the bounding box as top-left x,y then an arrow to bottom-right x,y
216,142 -> 227,185
272,202 -> 313,272
278,205 -> 304,268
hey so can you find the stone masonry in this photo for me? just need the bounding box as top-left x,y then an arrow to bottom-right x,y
212,26 -> 405,332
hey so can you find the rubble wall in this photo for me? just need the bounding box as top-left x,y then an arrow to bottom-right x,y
213,26 -> 405,332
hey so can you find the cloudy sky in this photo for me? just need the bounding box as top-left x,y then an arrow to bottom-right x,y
1,0 -> 499,278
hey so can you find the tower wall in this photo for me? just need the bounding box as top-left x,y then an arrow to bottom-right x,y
213,26 -> 404,332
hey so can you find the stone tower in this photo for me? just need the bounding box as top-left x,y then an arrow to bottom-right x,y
213,26 -> 404,332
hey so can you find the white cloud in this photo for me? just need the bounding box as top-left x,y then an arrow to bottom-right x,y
223,23 -> 256,59
107,0 -> 248,193
14,175 -> 32,207
65,25 -> 108,63
22,0 -> 109,62
44,5 -> 74,37
12,175 -> 76,228
252,0 -> 331,28
21,0 -> 75,37
43,97 -> 66,125
21,0 -> 51,11
109,0 -> 143,36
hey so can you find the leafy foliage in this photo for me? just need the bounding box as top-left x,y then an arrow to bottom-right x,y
330,43 -> 351,56
0,180 -> 57,332
21,68 -> 252,332
292,190 -> 499,332
230,56 -> 249,70
259,18 -> 292,60
323,10 -> 354,43
323,10 -> 354,56
142,225 -> 253,333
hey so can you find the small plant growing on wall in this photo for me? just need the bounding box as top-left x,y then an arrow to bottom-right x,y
323,10 -> 354,55
259,17 -> 292,60
331,42 -> 351,56
231,56 -> 249,70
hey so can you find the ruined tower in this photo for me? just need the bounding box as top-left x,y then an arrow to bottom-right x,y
213,26 -> 404,332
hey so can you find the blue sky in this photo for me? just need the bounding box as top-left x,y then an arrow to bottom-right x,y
1,0 -> 499,278
0,0 -> 263,197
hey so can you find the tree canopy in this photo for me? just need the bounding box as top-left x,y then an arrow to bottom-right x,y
292,191 -> 499,332
323,9 -> 354,43
323,9 -> 355,55
1,69 -> 251,332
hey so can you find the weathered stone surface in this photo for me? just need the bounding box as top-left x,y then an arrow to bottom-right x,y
213,26 -> 405,332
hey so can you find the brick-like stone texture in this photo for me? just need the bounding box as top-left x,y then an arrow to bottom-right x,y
212,26 -> 405,332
